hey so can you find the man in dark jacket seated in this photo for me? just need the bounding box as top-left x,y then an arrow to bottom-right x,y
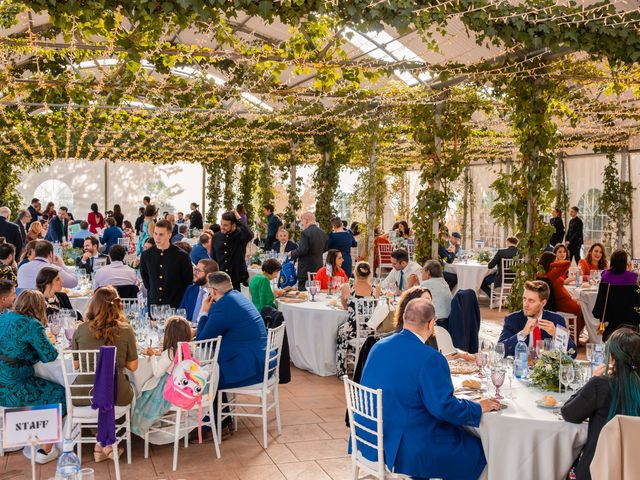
499,280 -> 577,358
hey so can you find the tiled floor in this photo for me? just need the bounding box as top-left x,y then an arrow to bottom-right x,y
0,306 -> 516,480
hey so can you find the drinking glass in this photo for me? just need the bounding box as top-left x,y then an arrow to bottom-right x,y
535,339 -> 545,359
570,363 -> 586,391
481,339 -> 494,353
62,315 -> 76,348
586,343 -> 595,363
491,367 -> 506,399
78,468 -> 95,480
503,356 -> 515,399
494,343 -> 505,363
559,364 -> 575,393
475,353 -> 485,378
308,282 -> 318,302
176,308 -> 187,319
150,304 -> 161,321
48,313 -> 61,342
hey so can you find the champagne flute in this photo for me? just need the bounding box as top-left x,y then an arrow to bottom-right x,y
559,364 -> 575,393
494,342 -> 506,363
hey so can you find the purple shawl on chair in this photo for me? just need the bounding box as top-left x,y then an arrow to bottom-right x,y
92,345 -> 118,447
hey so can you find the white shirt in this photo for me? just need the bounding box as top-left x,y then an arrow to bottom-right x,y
420,277 -> 452,319
93,260 -> 138,289
408,329 -> 427,344
17,257 -> 78,289
382,261 -> 422,293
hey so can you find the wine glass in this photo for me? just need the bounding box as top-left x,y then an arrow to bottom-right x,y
586,343 -> 595,363
308,282 -> 318,302
503,356 -> 515,399
559,364 -> 575,393
63,315 -> 76,349
176,308 -> 187,319
48,313 -> 61,343
475,352 -> 485,378
150,304 -> 161,322
491,367 -> 506,399
494,343 -> 505,363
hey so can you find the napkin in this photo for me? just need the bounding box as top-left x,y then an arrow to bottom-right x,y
367,301 -> 391,330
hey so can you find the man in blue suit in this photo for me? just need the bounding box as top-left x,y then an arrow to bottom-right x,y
498,280 -> 577,358
196,271 -> 267,389
44,206 -> 69,243
179,259 -> 218,323
359,298 -> 500,480
190,233 -> 211,264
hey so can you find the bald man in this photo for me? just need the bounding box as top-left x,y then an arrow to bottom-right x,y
358,298 -> 499,480
288,212 -> 327,290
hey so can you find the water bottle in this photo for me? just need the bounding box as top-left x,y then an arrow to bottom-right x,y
514,340 -> 529,379
575,266 -> 582,288
55,440 -> 80,479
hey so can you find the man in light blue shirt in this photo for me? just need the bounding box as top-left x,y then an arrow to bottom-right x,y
17,240 -> 78,289
71,220 -> 94,248
93,245 -> 137,289
420,260 -> 452,322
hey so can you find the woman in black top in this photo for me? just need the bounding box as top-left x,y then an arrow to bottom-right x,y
35,267 -> 82,321
561,327 -> 640,480
112,204 -> 124,229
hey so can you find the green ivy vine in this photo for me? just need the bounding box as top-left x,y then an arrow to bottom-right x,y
238,151 -> 259,226
204,160 -> 223,223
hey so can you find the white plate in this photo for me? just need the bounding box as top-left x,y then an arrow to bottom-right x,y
535,399 -> 563,409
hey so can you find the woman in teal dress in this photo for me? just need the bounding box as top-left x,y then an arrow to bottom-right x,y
0,290 -> 65,463
136,204 -> 156,255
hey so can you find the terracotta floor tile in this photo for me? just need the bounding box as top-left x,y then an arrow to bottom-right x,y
273,424 -> 331,444
285,439 -> 348,462
316,457 -> 353,480
277,461 -> 332,480
247,409 -> 322,428
234,464 -> 286,480
312,407 -> 346,423
264,443 -> 299,465
292,396 -> 344,410
317,422 -> 349,440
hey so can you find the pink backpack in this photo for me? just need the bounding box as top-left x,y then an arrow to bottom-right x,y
163,342 -> 209,442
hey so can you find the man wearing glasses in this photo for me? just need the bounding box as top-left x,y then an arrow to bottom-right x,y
178,258 -> 218,323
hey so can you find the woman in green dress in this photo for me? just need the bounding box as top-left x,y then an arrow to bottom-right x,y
249,258 -> 284,312
0,289 -> 65,463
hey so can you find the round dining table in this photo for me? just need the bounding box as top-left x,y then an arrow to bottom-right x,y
444,261 -> 490,294
453,375 -> 588,480
276,294 -> 348,376
567,286 -> 601,343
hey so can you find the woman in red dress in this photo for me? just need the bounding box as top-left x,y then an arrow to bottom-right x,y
578,243 -> 608,277
87,203 -> 105,234
315,249 -> 348,291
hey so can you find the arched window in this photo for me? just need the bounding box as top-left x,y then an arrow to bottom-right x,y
578,188 -> 606,247
33,180 -> 74,213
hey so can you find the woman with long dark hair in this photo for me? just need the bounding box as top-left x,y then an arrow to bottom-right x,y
562,327 -> 640,479
36,267 -> 81,320
314,249 -> 348,291
579,243 -> 608,277
87,202 -> 105,234
112,204 -> 124,229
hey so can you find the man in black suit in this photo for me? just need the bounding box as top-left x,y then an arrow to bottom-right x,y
0,207 -> 23,260
15,209 -> 31,247
75,236 -> 109,274
211,210 -> 254,291
480,236 -> 519,299
565,206 -> 583,263
27,198 -> 42,230
548,207 -> 565,249
288,212 -> 327,291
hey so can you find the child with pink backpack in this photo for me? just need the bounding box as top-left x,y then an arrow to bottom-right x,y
131,316 -> 201,439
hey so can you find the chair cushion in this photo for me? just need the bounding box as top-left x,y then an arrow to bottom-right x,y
72,405 -> 130,419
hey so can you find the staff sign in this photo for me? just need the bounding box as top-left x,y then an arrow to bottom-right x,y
3,404 -> 62,448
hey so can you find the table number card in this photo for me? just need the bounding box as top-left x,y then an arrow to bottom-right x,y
554,326 -> 570,353
2,404 -> 62,448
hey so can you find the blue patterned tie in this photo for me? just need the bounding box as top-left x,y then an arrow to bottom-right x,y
399,270 -> 404,291
192,288 -> 206,322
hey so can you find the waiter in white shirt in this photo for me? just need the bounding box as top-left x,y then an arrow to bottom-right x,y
381,249 -> 422,294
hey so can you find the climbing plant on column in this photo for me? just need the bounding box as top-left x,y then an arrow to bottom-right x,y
238,150 -> 259,226
204,160 -> 223,224
598,148 -> 634,251
313,128 -> 348,232
223,156 -> 235,211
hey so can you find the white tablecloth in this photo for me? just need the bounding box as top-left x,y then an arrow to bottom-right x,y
568,287 -> 601,343
453,376 -> 588,480
248,267 -> 261,280
277,295 -> 348,376
445,262 -> 490,294
69,296 -> 91,316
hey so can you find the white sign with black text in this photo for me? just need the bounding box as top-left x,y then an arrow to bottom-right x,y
2,404 -> 62,448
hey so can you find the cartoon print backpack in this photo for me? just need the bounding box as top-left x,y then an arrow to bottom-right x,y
163,342 -> 209,442
278,257 -> 297,288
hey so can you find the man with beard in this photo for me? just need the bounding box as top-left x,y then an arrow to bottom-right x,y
178,258 -> 219,323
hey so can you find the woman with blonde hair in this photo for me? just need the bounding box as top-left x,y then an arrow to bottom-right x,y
0,290 -> 65,463
72,286 -> 138,461
27,221 -> 45,242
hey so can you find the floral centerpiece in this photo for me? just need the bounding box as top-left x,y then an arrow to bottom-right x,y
528,349 -> 577,392
475,249 -> 493,264
249,249 -> 264,267
60,242 -> 82,267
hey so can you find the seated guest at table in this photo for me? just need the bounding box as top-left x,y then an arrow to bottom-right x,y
76,236 -> 109,275
420,260 -> 452,322
132,316 -> 193,437
561,327 -> 640,480
579,242 -> 608,277
174,240 -> 192,255
480,236 -> 519,299
0,290 -> 66,463
315,249 -> 348,291
336,261 -> 379,377
437,230 -> 461,290
17,239 -> 37,269
288,212 -> 327,291
381,249 -> 421,294
499,280 -> 577,358
196,272 -> 267,390
327,217 -> 357,278
0,240 -> 17,284
539,251 -> 584,338
171,224 -> 188,244
36,267 -> 81,320
99,217 -> 123,254
249,258 -> 284,312
27,220 -> 45,242
72,285 -> 138,461
191,233 -> 211,264
71,221 -> 94,248
359,298 -> 500,480
601,250 -> 638,286
270,226 -> 297,255
93,245 -> 138,290
17,240 -> 78,289
0,278 -> 16,311
553,243 -> 576,284
44,206 -> 69,243
141,219 -> 193,308
179,259 -> 219,323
